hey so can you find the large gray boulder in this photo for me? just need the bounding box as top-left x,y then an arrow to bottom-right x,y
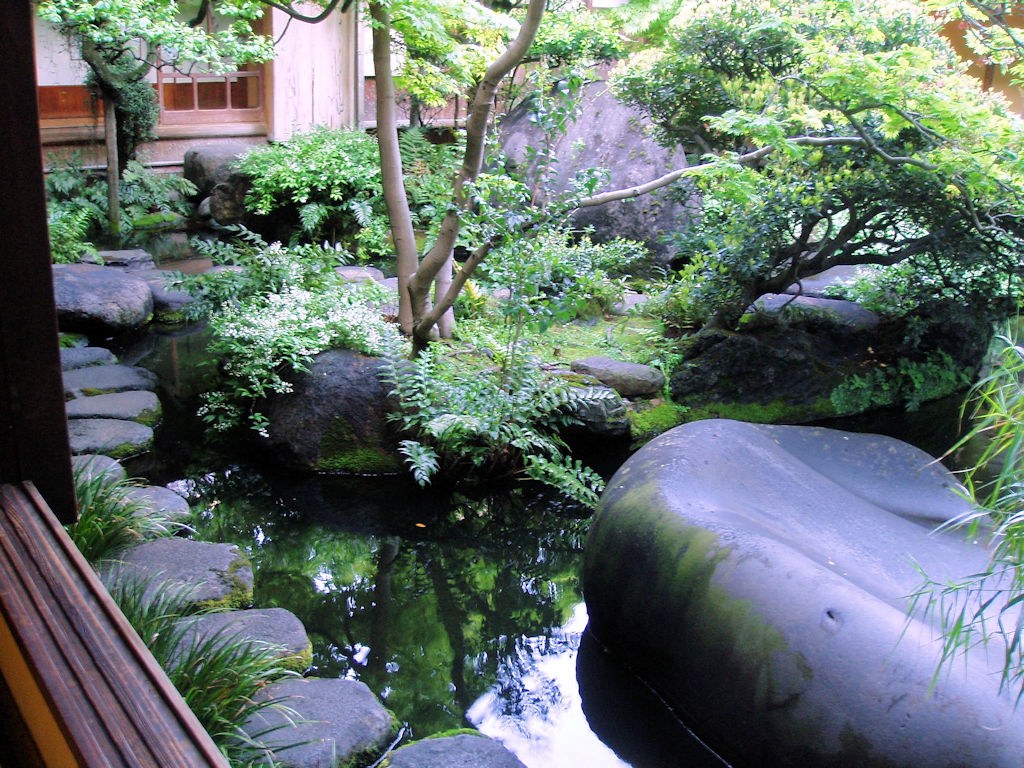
499,80 -> 697,264
183,141 -> 255,197
583,419 -> 1024,768
264,350 -> 402,474
53,263 -> 154,335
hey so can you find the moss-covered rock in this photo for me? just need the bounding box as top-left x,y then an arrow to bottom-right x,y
264,349 -> 402,474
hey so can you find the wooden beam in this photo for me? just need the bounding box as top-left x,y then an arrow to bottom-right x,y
0,2 -> 75,521
0,482 -> 231,767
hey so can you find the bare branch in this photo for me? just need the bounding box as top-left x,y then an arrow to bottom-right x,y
260,0 -> 350,24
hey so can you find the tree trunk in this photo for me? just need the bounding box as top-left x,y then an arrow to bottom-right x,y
103,95 -> 122,248
369,0 -> 420,335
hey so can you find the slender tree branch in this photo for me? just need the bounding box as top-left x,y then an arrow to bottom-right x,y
260,0 -> 350,24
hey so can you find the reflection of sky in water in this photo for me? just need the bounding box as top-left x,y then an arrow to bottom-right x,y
468,603 -> 629,768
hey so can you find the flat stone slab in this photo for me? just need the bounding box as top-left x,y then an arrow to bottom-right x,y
104,538 -> 253,609
97,248 -> 156,271
123,485 -> 191,523
70,454 -> 125,484
174,608 -> 311,668
67,418 -> 153,459
243,678 -> 395,768
386,733 -> 527,768
750,293 -> 880,330
570,356 -> 665,398
335,265 -> 386,284
53,262 -> 154,334
65,390 -> 161,425
584,419 -> 1024,768
60,346 -> 117,371
63,364 -> 157,399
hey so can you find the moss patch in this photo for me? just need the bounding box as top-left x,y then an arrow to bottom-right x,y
681,397 -> 836,425
317,418 -> 402,474
628,401 -> 689,447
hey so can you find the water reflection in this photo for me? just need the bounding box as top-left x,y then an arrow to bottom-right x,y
180,466 -> 723,767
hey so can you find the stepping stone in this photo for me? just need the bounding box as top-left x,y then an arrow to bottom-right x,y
136,268 -> 197,324
570,356 -> 665,398
173,608 -> 311,670
60,346 -> 117,371
66,390 -> 162,426
103,538 -> 253,610
67,418 -> 153,459
53,263 -> 154,334
123,485 -> 191,524
335,265 -> 386,284
63,364 -> 157,399
243,678 -> 396,768
386,733 -> 527,768
71,454 -> 126,484
97,248 -> 156,271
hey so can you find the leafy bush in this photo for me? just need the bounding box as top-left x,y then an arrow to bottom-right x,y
382,340 -> 611,506
45,155 -> 196,261
829,351 -> 974,415
237,127 -> 461,257
182,230 -> 400,434
479,228 -> 645,329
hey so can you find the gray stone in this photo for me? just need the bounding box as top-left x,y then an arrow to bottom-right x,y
584,419 -> 1024,768
173,608 -> 310,666
209,174 -> 250,225
751,293 -> 880,330
784,264 -> 879,298
387,733 -> 527,768
552,379 -> 630,439
65,390 -> 161,425
264,350 -> 401,474
335,265 -> 386,284
53,263 -> 154,334
570,356 -> 665,398
97,248 -> 155,271
60,346 -> 117,371
135,268 -> 196,324
607,291 -> 648,317
243,678 -> 395,768
183,141 -> 254,196
500,80 -> 697,264
197,196 -> 213,219
70,454 -> 126,484
67,418 -> 153,459
105,538 -> 253,609
63,364 -> 157,399
123,485 -> 191,523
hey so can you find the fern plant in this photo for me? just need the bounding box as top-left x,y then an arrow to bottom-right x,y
381,338 -> 611,506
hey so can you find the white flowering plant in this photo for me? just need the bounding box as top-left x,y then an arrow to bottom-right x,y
184,230 -> 401,434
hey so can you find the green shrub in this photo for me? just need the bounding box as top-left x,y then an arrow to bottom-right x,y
237,127 -> 460,257
182,230 -> 401,435
829,351 -> 973,415
381,340 -> 611,506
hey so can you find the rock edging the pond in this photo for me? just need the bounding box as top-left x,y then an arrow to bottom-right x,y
583,419 -> 1024,768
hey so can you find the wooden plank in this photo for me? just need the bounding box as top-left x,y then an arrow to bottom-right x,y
0,482 -> 230,768
0,2 -> 75,521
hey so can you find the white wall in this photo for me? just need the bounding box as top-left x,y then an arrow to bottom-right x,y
269,4 -> 359,140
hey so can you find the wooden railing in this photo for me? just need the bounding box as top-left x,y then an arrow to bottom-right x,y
0,482 -> 229,768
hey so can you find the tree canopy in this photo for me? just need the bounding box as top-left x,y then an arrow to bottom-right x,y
615,0 -> 1024,329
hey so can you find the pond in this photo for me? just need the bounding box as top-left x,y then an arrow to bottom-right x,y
119,323 -> 972,768
119,325 -> 732,768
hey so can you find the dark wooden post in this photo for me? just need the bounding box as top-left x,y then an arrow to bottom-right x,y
0,2 -> 76,522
